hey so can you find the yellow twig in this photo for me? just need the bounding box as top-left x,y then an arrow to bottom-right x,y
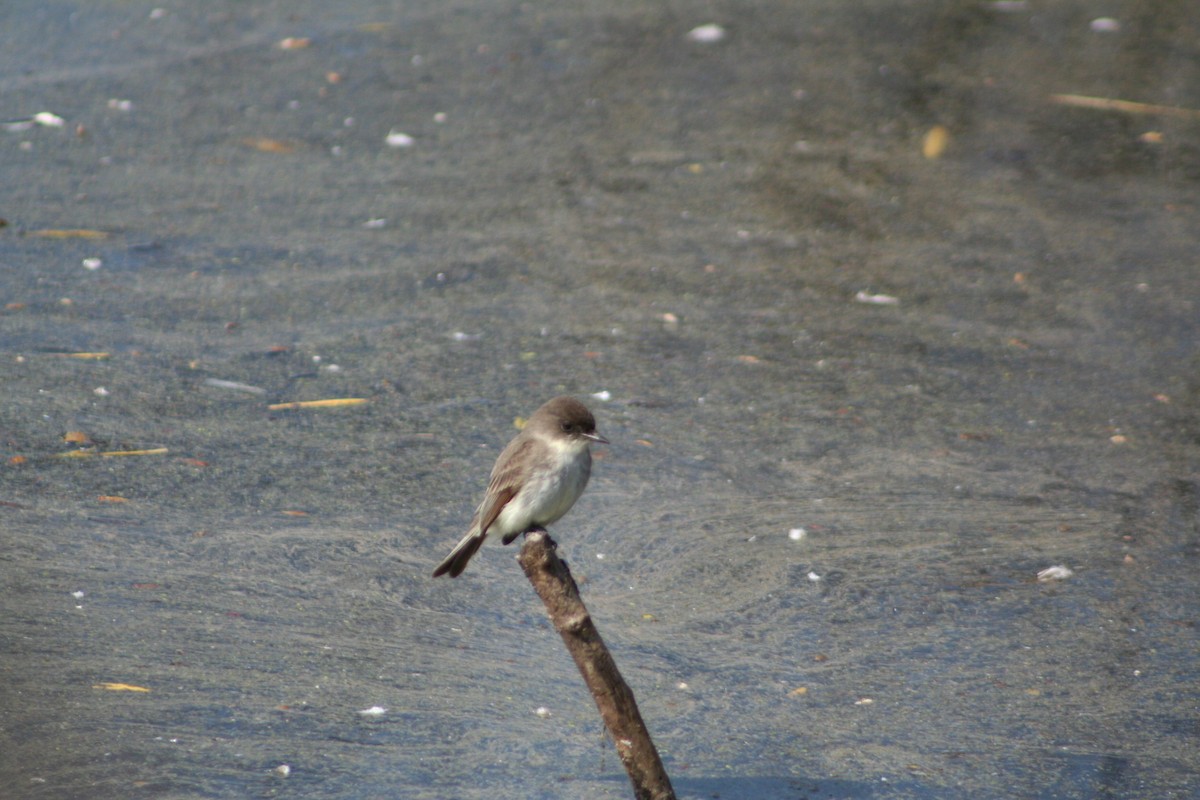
267,398 -> 370,410
28,229 -> 110,239
1049,93 -> 1200,120
54,448 -> 169,459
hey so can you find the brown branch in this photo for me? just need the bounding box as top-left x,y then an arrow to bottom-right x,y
518,529 -> 676,800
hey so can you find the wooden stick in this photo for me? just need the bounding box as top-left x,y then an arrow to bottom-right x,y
518,529 -> 676,800
1048,93 -> 1200,120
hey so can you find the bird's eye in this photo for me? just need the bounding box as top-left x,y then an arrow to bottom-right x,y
561,421 -> 574,433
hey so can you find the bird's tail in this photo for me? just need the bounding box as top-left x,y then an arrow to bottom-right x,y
432,532 -> 487,578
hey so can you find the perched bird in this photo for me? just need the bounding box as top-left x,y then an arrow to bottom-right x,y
432,396 -> 607,578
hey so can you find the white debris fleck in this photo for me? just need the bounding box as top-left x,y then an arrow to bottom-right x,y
358,706 -> 387,716
855,290 -> 900,305
807,571 -> 821,582
591,390 -> 611,401
107,99 -> 134,112
534,706 -> 551,718
203,378 -> 267,395
676,682 -> 689,691
93,386 -> 110,397
1090,17 -> 1120,32
361,218 -> 387,228
854,697 -> 874,705
788,527 -> 806,541
686,24 -> 727,43
450,331 -> 481,341
596,553 -> 605,560
82,258 -> 103,271
273,764 -> 291,777
1037,565 -> 1074,582
434,112 -> 447,123
33,112 -> 66,127
385,130 -> 415,148
149,8 -> 166,20
71,590 -> 85,599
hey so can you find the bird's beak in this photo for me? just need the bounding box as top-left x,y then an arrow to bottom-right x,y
585,431 -> 609,445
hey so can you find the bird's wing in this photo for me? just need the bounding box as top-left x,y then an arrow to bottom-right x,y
476,437 -> 531,535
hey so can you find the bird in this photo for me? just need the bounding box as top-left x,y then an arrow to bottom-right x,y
432,396 -> 607,578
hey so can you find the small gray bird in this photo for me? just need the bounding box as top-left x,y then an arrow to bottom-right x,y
432,396 -> 607,578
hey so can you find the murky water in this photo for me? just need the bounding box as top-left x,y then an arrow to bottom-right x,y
2,1 -> 1197,798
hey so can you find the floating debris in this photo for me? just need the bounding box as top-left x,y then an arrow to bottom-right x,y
686,24 -> 726,43
385,130 -> 415,148
241,137 -> 296,153
358,706 -> 387,716
855,291 -> 900,305
28,229 -> 109,239
922,125 -> 950,159
267,398 -> 369,411
534,706 -> 552,718
48,351 -> 110,359
82,258 -> 103,271
34,111 -> 66,127
1037,565 -> 1074,582
54,447 -> 169,459
202,378 -> 267,395
1049,93 -> 1200,120
788,527 -> 806,541
93,682 -> 151,692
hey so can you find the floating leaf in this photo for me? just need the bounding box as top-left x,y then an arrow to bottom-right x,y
922,125 -> 950,159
